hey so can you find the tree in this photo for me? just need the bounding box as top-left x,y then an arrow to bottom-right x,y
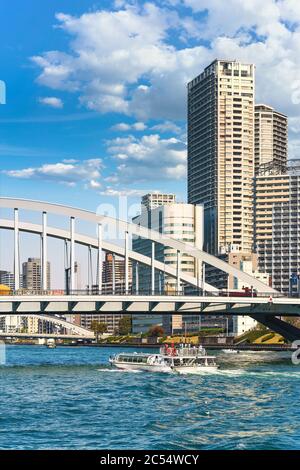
91,320 -> 107,341
117,315 -> 132,336
148,325 -> 164,337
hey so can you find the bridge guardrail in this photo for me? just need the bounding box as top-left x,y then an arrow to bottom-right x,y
0,288 -> 288,298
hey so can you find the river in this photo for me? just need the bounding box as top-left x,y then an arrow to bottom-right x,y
0,345 -> 299,449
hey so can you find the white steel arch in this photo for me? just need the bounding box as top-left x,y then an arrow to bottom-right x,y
0,197 -> 276,293
0,219 -> 216,291
0,313 -> 94,338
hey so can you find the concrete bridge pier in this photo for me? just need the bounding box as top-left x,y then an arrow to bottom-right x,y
251,314 -> 300,342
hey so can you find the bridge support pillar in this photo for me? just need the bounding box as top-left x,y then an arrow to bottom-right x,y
202,262 -> 206,294
176,250 -> 181,294
125,231 -> 129,294
135,262 -> 139,295
112,253 -> 116,294
41,211 -> 47,291
97,223 -> 102,294
14,208 -> 20,291
70,217 -> 75,292
151,242 -> 155,294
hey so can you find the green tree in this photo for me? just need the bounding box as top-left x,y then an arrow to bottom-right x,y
117,315 -> 132,336
148,325 -> 164,337
91,320 -> 107,341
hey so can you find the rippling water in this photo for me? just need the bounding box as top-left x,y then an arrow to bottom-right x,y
0,345 -> 300,450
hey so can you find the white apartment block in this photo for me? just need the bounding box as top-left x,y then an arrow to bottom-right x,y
254,161 -> 300,295
255,104 -> 287,171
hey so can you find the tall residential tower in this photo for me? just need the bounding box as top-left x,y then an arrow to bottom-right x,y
187,59 -> 255,256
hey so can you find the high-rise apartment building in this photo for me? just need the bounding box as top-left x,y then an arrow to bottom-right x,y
102,252 -> 131,285
187,59 -> 255,255
254,104 -> 288,171
254,161 -> 300,294
22,258 -> 50,290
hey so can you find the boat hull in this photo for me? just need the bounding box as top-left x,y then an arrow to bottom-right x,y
111,361 -> 172,373
111,361 -> 218,374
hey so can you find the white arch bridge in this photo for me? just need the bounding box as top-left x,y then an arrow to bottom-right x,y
1,197 -> 300,342
0,313 -> 94,339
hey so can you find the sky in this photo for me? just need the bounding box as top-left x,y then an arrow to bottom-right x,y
1,0 -> 300,285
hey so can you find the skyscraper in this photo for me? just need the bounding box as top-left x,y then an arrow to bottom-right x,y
22,258 -> 50,290
187,59 -> 255,256
254,104 -> 288,171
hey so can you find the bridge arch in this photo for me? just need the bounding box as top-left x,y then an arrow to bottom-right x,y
0,313 -> 94,338
0,197 -> 275,293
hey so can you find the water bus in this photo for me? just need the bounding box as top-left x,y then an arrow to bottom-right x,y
109,344 -> 218,374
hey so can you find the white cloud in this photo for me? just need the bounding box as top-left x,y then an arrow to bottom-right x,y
106,133 -> 187,183
29,0 -> 300,167
150,120 -> 182,134
4,158 -> 103,188
38,96 -> 64,108
99,187 -> 155,197
111,121 -> 147,131
31,4 -> 211,120
31,1 -> 300,129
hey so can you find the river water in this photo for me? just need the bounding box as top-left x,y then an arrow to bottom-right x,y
0,345 -> 299,450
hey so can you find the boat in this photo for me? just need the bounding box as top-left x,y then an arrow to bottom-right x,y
109,344 -> 218,374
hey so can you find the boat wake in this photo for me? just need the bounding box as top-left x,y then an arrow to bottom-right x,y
96,367 -> 142,373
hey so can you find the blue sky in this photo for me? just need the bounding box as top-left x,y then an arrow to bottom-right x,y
1,0 -> 300,286
1,0 -> 300,215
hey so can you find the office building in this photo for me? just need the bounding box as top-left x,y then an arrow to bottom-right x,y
187,59 -> 255,256
22,258 -> 50,290
254,104 -> 288,171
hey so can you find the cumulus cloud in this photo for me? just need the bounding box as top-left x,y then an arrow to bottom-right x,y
31,1 -> 300,129
99,187 -> 156,197
4,158 -> 103,188
38,96 -> 64,108
21,0 -> 300,194
150,120 -> 182,134
111,121 -> 147,131
106,133 -> 187,183
31,3 -> 211,121
3,132 -> 186,193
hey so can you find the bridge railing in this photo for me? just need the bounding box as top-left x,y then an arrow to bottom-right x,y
0,288 -> 287,298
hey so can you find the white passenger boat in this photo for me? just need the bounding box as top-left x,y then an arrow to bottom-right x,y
109,344 -> 218,374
